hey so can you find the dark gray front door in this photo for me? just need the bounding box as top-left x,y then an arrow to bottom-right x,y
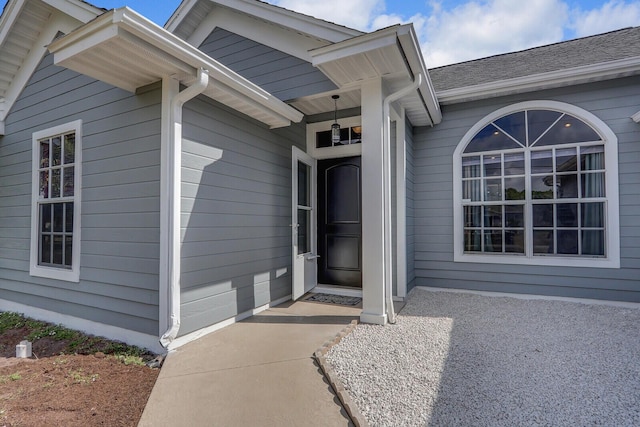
317,156 -> 362,288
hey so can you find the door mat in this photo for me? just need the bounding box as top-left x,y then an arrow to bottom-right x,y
304,293 -> 362,306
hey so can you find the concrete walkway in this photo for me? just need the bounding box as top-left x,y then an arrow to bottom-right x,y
138,299 -> 360,426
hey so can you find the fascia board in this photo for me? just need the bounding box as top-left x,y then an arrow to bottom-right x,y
164,0 -> 198,31
310,26 -> 400,66
438,56 -> 640,104
396,25 -> 442,125
0,0 -> 26,48
632,111 -> 640,123
41,0 -> 103,23
49,7 -> 303,125
169,0 -> 361,43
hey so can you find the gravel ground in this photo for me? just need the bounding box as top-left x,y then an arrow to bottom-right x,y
326,288 -> 640,426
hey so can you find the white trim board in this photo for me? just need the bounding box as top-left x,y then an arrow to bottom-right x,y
0,299 -> 164,354
414,286 -> 640,310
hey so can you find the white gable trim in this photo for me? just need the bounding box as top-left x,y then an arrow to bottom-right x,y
186,7 -> 328,62
0,11 -> 85,124
167,0 -> 361,44
632,111 -> 640,123
41,0 -> 104,23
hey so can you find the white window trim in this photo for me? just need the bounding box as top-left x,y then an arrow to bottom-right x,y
306,116 -> 362,159
30,120 -> 82,282
453,100 -> 620,268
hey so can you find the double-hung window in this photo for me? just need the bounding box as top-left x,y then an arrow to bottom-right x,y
30,120 -> 82,282
453,101 -> 619,268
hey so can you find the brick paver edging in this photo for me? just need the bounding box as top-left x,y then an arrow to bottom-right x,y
313,320 -> 370,427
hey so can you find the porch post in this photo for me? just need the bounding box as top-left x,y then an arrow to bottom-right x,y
360,78 -> 387,325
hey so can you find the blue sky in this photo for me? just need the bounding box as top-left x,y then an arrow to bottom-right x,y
3,0 -> 640,66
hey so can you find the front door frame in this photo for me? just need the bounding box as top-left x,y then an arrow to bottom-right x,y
291,147 -> 318,300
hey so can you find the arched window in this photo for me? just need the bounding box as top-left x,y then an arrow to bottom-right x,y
453,101 -> 619,268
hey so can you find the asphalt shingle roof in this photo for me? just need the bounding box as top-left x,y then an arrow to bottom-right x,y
429,27 -> 640,92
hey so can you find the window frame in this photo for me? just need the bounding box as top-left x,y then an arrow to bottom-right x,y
30,120 -> 82,282
306,116 -> 362,159
453,101 -> 620,268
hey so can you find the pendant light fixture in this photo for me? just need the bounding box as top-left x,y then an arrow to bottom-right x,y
331,94 -> 340,145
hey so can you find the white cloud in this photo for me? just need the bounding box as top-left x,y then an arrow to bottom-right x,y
269,0 -> 385,31
571,0 -> 640,37
266,0 -> 640,68
417,0 -> 569,67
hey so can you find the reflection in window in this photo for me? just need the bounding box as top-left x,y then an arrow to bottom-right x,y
37,131 -> 76,269
316,125 -> 362,148
461,108 -> 606,257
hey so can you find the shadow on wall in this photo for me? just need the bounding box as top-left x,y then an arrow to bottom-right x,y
178,136 -> 292,336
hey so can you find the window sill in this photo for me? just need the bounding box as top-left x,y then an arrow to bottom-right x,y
30,265 -> 80,283
454,253 -> 620,269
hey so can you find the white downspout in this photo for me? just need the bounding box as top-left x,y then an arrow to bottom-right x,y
382,72 -> 422,324
160,67 -> 209,348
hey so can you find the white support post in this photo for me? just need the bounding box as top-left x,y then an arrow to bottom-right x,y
395,108 -> 408,298
360,78 -> 387,325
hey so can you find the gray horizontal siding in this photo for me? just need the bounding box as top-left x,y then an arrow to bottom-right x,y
0,52 -> 161,336
179,94 -> 305,336
412,75 -> 640,302
199,28 -> 337,101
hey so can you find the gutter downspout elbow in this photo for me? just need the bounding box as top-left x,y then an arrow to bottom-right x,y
382,72 -> 422,325
160,67 -> 209,349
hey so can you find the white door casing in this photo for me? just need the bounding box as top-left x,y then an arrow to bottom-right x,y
292,147 -> 318,299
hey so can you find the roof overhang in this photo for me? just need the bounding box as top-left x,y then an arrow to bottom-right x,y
0,0 -> 103,133
48,7 -> 303,129
309,24 -> 441,126
633,110 -> 640,123
437,55 -> 640,105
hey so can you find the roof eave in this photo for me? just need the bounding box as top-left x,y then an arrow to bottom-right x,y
310,24 -> 441,126
48,7 -> 303,128
437,56 -> 640,104
632,110 -> 640,123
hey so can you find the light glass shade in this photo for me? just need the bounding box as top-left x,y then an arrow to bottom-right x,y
331,122 -> 341,144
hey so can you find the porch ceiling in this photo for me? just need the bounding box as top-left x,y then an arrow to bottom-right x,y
310,24 -> 442,126
48,8 -> 303,129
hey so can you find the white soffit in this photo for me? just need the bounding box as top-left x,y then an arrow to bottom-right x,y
310,25 -> 441,126
48,7 -> 302,128
0,0 -> 102,125
289,88 -> 361,116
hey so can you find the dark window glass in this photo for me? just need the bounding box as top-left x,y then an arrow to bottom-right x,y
528,110 -> 562,145
535,114 -> 601,146
464,124 -> 521,153
494,111 -> 526,145
533,204 -> 553,227
557,203 -> 578,227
